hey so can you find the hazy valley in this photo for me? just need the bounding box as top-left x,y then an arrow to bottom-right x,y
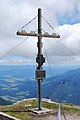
0,65 -> 80,106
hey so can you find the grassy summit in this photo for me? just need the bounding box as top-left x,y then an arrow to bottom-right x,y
0,98 -> 80,120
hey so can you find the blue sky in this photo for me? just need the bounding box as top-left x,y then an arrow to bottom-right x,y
0,0 -> 80,66
58,8 -> 80,25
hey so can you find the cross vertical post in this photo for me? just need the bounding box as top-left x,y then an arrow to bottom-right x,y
36,8 -> 45,111
37,8 -> 43,110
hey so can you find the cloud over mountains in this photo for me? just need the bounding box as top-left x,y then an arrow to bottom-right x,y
0,0 -> 80,65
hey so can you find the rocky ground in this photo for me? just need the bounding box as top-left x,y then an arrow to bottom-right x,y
33,114 -> 80,120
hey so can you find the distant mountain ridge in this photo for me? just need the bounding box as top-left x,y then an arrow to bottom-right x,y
0,65 -> 80,105
0,97 -> 11,105
44,68 -> 80,105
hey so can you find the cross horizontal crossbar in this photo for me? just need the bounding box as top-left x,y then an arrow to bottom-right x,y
17,31 -> 60,38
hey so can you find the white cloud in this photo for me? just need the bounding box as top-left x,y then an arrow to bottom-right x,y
0,0 -> 80,65
44,23 -> 80,65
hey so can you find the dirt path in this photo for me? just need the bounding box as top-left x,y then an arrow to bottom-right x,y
33,114 -> 80,120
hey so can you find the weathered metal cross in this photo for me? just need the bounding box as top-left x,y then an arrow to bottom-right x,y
17,8 -> 60,111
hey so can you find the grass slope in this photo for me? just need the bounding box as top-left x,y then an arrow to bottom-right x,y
0,99 -> 80,120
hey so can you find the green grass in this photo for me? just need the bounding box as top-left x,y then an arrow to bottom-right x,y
62,104 -> 80,115
0,99 -> 80,120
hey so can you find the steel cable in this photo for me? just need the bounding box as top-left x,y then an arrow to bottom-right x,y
0,37 -> 29,60
18,15 -> 38,31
